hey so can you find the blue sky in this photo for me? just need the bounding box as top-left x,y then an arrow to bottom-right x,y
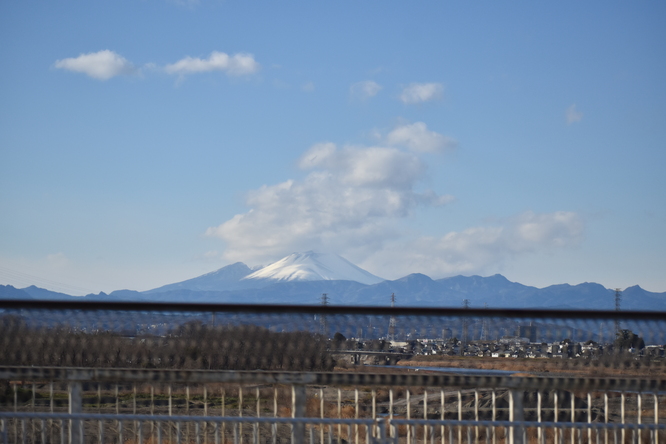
1,1 -> 665,295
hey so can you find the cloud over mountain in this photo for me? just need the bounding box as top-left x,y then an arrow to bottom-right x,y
362,211 -> 584,278
206,126 -> 584,279
206,141 -> 453,264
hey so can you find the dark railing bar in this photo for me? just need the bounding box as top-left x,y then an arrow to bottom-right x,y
2,366 -> 665,392
0,300 -> 664,320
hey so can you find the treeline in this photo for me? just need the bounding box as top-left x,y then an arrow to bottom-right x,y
0,316 -> 334,371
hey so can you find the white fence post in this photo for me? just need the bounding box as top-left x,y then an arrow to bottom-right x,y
69,382 -> 83,444
509,390 -> 524,444
292,384 -> 306,444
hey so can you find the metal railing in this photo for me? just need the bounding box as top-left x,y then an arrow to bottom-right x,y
1,300 -> 665,443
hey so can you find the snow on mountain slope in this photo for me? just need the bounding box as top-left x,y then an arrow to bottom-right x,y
243,251 -> 385,285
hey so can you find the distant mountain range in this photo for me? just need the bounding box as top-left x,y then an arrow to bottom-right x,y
1,251 -> 665,310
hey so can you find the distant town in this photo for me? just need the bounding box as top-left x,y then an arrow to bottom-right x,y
331,326 -> 663,365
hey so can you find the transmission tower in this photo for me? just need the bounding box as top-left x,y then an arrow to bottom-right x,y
614,288 -> 622,335
461,299 -> 470,355
320,293 -> 329,336
480,302 -> 488,341
387,293 -> 397,342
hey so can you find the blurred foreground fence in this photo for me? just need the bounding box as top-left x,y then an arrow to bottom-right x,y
1,300 -> 665,444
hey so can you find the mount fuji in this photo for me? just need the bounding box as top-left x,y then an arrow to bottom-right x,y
243,251 -> 384,285
142,251 -> 383,294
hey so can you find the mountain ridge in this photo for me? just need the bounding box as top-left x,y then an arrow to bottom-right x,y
4,276 -> 665,310
145,262 -> 257,293
1,251 -> 665,310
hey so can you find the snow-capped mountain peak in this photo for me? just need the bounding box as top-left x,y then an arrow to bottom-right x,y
243,251 -> 385,285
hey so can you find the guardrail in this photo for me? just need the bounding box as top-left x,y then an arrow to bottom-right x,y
1,301 -> 664,443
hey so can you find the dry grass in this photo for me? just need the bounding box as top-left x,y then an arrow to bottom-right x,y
398,356 -> 666,378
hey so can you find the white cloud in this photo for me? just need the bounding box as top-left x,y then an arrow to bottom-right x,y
361,211 -> 584,278
165,51 -> 260,76
301,81 -> 315,92
206,142 -> 452,264
386,122 -> 457,153
566,104 -> 583,124
54,50 -> 262,83
54,50 -> 136,80
350,81 -> 382,99
296,143 -> 428,188
399,82 -> 443,104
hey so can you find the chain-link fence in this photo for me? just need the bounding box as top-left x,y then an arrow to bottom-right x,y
1,300 -> 665,443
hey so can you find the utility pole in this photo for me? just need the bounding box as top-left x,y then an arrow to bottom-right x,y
387,293 -> 397,342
